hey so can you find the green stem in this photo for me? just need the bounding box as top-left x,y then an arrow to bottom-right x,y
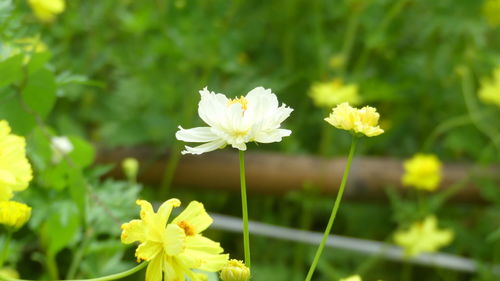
0,232 -> 12,268
66,229 -> 94,279
46,254 -> 59,280
239,150 -> 251,268
0,262 -> 148,281
305,136 -> 358,281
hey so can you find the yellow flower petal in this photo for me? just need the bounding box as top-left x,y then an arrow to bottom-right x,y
324,103 -> 384,137
164,224 -> 186,256
145,254 -> 163,281
136,241 -> 162,262
121,219 -> 146,244
172,201 -> 213,235
157,198 -> 181,227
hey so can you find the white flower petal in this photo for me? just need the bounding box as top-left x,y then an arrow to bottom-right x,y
198,87 -> 228,128
254,129 -> 291,143
175,126 -> 219,143
181,139 -> 226,155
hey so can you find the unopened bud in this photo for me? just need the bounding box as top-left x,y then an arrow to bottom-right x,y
122,157 -> 139,182
220,260 -> 250,281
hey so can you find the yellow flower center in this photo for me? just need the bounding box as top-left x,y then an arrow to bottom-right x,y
177,221 -> 195,236
227,96 -> 248,111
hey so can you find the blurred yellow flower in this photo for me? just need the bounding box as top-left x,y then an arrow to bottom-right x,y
478,67 -> 500,107
483,0 -> 500,27
0,201 -> 31,231
220,259 -> 250,281
0,268 -> 20,279
402,154 -> 442,191
324,102 -> 384,137
0,37 -> 47,63
121,199 -> 229,281
339,275 -> 361,281
328,54 -> 346,70
0,120 -> 33,201
394,215 -> 453,257
28,0 -> 65,23
309,79 -> 361,108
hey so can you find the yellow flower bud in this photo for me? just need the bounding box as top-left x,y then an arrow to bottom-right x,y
28,0 -> 65,23
122,157 -> 139,182
0,201 -> 31,231
324,102 -> 384,137
478,67 -> 500,107
220,259 -> 250,281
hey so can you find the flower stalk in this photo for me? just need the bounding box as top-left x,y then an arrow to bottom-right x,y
305,136 -> 358,281
0,232 -> 12,268
239,151 -> 251,268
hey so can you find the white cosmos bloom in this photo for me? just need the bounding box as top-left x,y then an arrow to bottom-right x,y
176,87 -> 293,155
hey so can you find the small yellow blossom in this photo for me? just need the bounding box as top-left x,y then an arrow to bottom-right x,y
0,120 -> 33,201
483,0 -> 500,27
220,260 -> 250,281
339,275 -> 361,281
309,79 -> 361,108
478,67 -> 500,107
28,0 -> 65,23
122,157 -> 139,182
402,154 -> 442,191
394,215 -> 453,257
121,199 -> 229,281
324,102 -> 384,137
0,201 -> 31,231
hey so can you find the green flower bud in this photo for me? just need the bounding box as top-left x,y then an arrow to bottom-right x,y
122,157 -> 139,182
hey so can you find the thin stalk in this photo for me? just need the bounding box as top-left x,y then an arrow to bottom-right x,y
239,150 -> 251,268
0,232 -> 12,268
305,136 -> 358,281
46,254 -> 59,280
0,262 -> 148,281
66,229 -> 94,279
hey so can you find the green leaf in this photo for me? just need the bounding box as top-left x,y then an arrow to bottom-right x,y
68,136 -> 95,168
0,54 -> 23,88
0,90 -> 36,134
28,51 -> 52,75
22,68 -> 56,118
40,201 -> 81,258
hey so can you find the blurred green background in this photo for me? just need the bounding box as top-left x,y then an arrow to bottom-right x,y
0,0 -> 499,280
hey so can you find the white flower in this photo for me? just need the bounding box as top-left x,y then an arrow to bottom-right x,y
176,87 -> 293,155
51,136 -> 73,163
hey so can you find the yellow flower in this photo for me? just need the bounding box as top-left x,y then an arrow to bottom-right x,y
0,120 -> 33,201
483,0 -> 500,27
28,0 -> 65,23
0,37 -> 47,63
478,67 -> 500,107
394,215 -> 453,257
309,79 -> 361,108
121,199 -> 229,281
220,260 -> 250,281
339,275 -> 362,281
0,268 -> 20,279
402,154 -> 442,191
0,201 -> 31,231
324,102 -> 384,137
